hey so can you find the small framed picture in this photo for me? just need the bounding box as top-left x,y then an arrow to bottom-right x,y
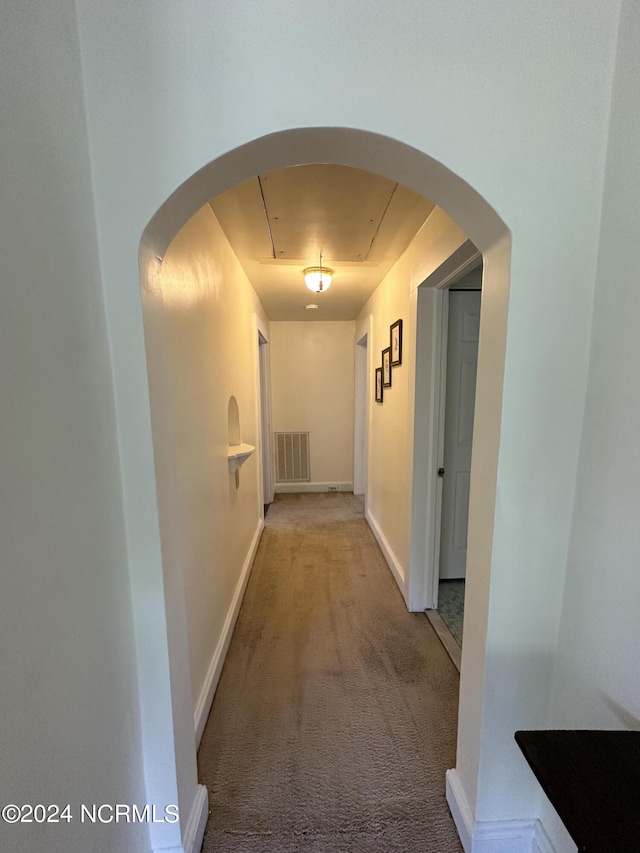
382,347 -> 392,387
390,319 -> 403,366
375,367 -> 383,403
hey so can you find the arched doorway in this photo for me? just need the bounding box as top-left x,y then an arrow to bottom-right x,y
138,128 -> 510,853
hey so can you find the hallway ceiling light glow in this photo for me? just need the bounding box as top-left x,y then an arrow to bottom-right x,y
303,253 -> 333,292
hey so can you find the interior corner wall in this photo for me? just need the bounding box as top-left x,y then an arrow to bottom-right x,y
159,204 -> 269,724
270,321 -> 355,490
0,4 -> 148,852
542,3 -> 639,847
357,208 -> 469,598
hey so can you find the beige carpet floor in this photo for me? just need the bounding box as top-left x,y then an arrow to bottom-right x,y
198,493 -> 462,852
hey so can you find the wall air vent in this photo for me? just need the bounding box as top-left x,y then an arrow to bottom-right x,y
275,432 -> 310,482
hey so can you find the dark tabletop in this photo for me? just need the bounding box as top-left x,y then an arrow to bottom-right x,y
515,730 -> 640,853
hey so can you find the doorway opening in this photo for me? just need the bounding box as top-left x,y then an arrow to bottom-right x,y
408,244 -> 484,666
428,268 -> 483,667
137,127 -> 510,853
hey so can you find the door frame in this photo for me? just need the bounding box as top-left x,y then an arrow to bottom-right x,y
354,315 -> 373,515
408,241 -> 482,611
255,315 -> 274,510
436,282 -> 483,587
353,325 -> 370,500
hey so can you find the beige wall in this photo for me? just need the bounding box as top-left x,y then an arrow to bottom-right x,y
357,208 -> 469,589
159,205 -> 269,732
270,321 -> 355,489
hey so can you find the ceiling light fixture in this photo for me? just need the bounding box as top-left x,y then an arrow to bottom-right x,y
303,252 -> 333,293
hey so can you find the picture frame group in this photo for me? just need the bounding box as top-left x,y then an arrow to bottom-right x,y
375,318 -> 403,403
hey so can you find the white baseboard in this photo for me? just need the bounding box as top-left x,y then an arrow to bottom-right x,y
446,769 -> 543,853
535,803 -> 577,853
472,819 -> 539,853
365,508 -> 406,602
153,784 -> 208,853
183,784 -> 209,853
274,481 -> 353,493
193,518 -> 264,747
446,768 -> 474,852
534,821 -> 560,853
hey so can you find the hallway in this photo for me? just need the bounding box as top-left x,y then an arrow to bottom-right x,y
197,493 -> 462,852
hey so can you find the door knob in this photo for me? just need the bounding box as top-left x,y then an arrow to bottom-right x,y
438,468 -> 445,478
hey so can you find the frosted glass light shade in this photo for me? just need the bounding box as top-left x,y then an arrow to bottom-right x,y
303,266 -> 333,292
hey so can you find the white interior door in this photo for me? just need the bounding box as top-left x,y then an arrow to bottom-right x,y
439,289 -> 481,579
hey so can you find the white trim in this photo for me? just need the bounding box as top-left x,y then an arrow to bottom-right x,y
446,769 -> 540,853
183,784 -> 209,853
409,251 -> 482,612
534,821 -> 560,853
154,784 -> 208,853
472,820 -> 538,853
415,239 -> 481,292
408,286 -> 446,611
274,481 -> 353,493
256,313 -> 269,342
432,292 -> 449,603
363,315 -> 374,518
193,518 -> 264,747
255,314 -> 274,508
353,329 -> 369,497
365,508 -> 407,602
446,768 -> 474,852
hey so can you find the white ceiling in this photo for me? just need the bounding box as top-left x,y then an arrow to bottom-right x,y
208,165 -> 436,320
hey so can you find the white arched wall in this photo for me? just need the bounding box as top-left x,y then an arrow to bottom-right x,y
75,5 -> 619,851
2,0 -> 628,848
140,128 -> 510,850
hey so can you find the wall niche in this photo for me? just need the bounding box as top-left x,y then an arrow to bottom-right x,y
227,396 -> 254,486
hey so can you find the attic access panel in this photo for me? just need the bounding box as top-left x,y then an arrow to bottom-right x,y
260,164 -> 396,262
